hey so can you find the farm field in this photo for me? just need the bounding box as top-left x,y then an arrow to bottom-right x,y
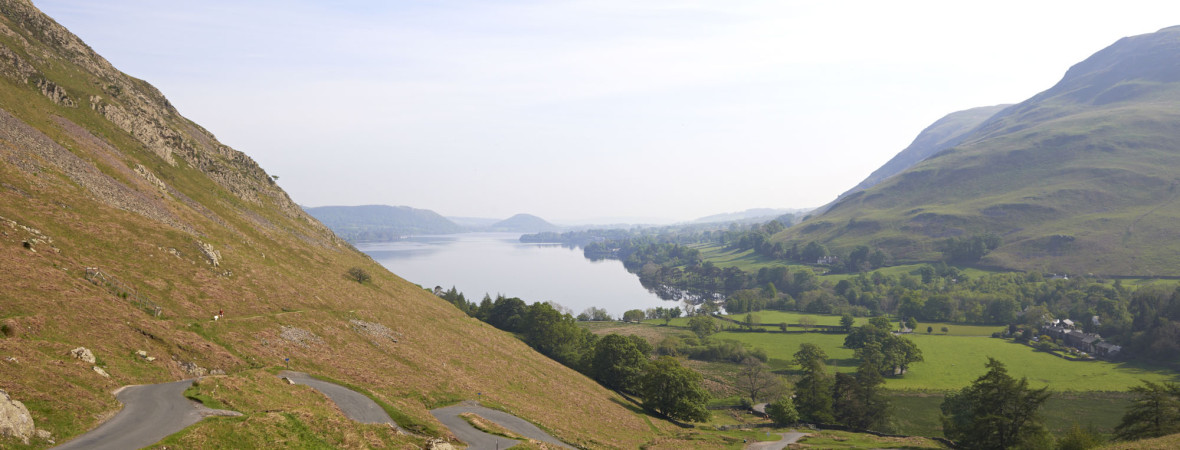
715,329 -> 1178,391
890,392 -> 1134,437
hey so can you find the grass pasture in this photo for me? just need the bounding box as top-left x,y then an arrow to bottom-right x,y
716,329 -> 1178,391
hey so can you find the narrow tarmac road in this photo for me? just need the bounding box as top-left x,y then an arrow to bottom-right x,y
53,379 -> 238,450
745,431 -> 808,450
430,401 -> 572,450
278,370 -> 406,433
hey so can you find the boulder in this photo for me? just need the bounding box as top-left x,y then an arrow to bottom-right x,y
0,390 -> 34,444
92,366 -> 110,378
425,438 -> 457,450
69,347 -> 95,364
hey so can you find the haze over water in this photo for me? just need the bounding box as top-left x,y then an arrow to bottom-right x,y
358,233 -> 680,316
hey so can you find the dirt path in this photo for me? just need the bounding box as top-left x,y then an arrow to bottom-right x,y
745,431 -> 808,450
278,370 -> 406,433
430,400 -> 572,450
53,379 -> 240,450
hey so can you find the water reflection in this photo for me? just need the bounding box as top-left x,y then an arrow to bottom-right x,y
357,232 -> 679,316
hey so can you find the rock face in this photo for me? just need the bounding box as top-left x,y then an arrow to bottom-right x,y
69,347 -> 95,364
178,361 -> 207,378
425,438 -> 457,450
0,390 -> 34,444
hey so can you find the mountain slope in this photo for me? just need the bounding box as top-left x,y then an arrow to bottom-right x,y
305,204 -> 464,241
0,1 -> 666,447
776,25 -> 1180,276
489,213 -> 560,232
832,104 -> 1010,202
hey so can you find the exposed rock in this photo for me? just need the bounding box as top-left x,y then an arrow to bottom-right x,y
92,366 -> 110,378
135,350 -> 147,358
0,109 -> 193,235
0,390 -> 34,444
34,77 -> 76,107
145,356 -> 156,362
209,368 -> 225,375
34,428 -> 52,443
349,319 -> 400,343
178,361 -> 207,377
133,164 -> 167,192
424,438 -> 457,450
197,241 -> 221,267
69,346 -> 95,364
282,377 -> 295,385
279,326 -> 323,347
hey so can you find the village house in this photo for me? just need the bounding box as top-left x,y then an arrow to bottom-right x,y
1040,319 -> 1121,357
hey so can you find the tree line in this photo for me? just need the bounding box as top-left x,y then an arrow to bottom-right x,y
433,287 -> 712,422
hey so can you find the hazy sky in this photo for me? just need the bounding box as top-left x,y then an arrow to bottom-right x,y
33,1 -> 1180,223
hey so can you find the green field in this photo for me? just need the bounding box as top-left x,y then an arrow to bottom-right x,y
714,329 -> 1177,391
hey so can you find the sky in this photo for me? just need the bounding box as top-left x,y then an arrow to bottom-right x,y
32,1 -> 1180,223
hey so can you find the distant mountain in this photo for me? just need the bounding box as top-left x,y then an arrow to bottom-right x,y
490,213 -> 561,232
304,205 -> 463,241
447,216 -> 501,229
776,26 -> 1180,276
692,208 -> 812,225
831,104 -> 1010,203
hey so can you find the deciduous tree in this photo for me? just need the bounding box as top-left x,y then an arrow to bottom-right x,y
638,356 -> 711,422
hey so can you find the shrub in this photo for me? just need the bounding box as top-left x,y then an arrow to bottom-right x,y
346,267 -> 372,283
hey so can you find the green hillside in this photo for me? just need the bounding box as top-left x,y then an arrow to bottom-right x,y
779,26 -> 1180,276
0,1 -> 669,447
304,204 -> 464,241
831,104 -> 1010,204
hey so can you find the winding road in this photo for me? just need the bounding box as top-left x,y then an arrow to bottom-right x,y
430,401 -> 573,450
53,379 -> 239,450
745,431 -> 808,450
277,370 -> 406,433
56,372 -> 570,449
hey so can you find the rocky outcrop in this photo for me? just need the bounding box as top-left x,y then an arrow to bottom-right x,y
35,77 -> 75,107
0,390 -> 34,444
178,361 -> 207,378
425,438 -> 457,450
0,0 -> 336,246
197,241 -> 221,267
279,326 -> 324,347
0,108 -> 194,234
69,346 -> 95,364
349,319 -> 400,344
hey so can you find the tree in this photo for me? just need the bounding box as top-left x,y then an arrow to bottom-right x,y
904,317 -> 917,331
346,267 -> 371,283
840,314 -> 855,333
941,358 -> 1051,449
487,296 -> 528,332
798,316 -> 816,330
794,343 -> 834,423
622,309 -> 646,323
927,326 -> 933,334
766,395 -> 799,426
735,357 -> 783,404
1114,381 -> 1180,441
688,315 -> 718,340
638,356 -> 711,422
591,334 -> 648,393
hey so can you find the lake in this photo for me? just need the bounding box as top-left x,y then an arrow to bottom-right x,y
357,233 -> 681,316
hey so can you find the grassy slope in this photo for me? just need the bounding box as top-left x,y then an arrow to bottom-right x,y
0,4 -> 668,448
773,28 -> 1180,276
